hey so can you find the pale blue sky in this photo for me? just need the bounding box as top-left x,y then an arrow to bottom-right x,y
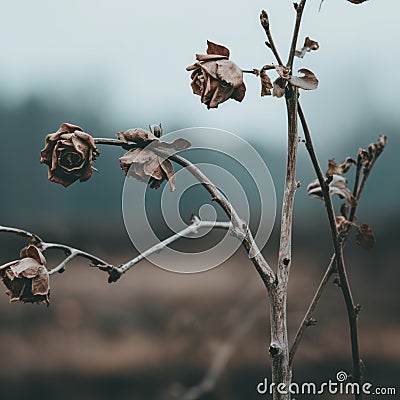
0,0 -> 398,149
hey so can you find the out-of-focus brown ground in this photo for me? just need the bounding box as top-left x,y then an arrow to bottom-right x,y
0,225 -> 398,400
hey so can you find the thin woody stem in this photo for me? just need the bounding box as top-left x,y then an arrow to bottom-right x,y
0,219 -> 232,279
93,138 -> 276,288
297,102 -> 363,396
260,10 -> 284,66
289,254 -> 335,365
287,0 -> 307,69
117,217 -> 231,274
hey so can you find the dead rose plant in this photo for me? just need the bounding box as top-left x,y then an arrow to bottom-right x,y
0,1 -> 387,399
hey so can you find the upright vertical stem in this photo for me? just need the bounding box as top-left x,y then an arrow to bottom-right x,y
269,85 -> 299,400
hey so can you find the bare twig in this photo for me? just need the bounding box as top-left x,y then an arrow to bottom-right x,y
287,0 -> 307,69
289,254 -> 335,365
0,225 -> 111,274
118,217 -> 231,275
1,218 -> 232,280
93,138 -> 276,288
177,300 -> 264,400
260,10 -> 284,66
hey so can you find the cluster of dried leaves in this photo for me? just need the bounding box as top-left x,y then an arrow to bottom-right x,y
307,135 -> 387,249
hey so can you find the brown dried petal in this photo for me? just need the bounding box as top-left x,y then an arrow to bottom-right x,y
289,68 -> 319,90
335,216 -> 352,232
59,123 -> 83,134
260,70 -> 273,97
206,40 -> 230,58
215,60 -> 244,88
295,37 -> 319,58
273,77 -> 286,98
232,83 -> 246,102
196,54 -> 228,62
356,224 -> 375,249
159,158 -> 176,192
326,157 -> 356,176
307,175 -> 357,207
116,128 -> 158,143
209,82 -> 235,109
31,266 -> 50,296
275,66 -> 291,80
157,138 -> 191,151
22,245 -> 46,265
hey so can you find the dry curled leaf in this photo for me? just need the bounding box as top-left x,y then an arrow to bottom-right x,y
120,149 -> 176,191
275,65 -> 291,80
273,77 -> 287,98
40,123 -> 99,187
0,245 -> 50,305
117,126 -> 190,191
260,69 -> 273,97
326,157 -> 356,176
358,135 -> 387,170
335,216 -> 352,233
295,37 -> 320,58
307,174 -> 357,207
289,68 -> 319,90
186,41 -> 246,109
356,224 -> 375,249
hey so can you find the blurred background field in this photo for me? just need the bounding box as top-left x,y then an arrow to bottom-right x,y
0,0 -> 399,399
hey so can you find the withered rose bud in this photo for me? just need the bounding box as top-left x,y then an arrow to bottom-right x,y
186,40 -> 246,109
118,125 -> 191,191
0,245 -> 50,305
40,123 -> 99,187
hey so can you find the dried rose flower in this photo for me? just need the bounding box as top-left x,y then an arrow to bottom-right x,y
186,40 -> 246,109
118,125 -> 190,191
40,123 -> 99,187
0,245 -> 50,305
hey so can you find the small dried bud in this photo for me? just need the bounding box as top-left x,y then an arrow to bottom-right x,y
40,123 -> 99,187
295,37 -> 320,58
356,224 -> 376,249
260,10 -> 270,29
326,157 -> 356,176
0,245 -> 50,305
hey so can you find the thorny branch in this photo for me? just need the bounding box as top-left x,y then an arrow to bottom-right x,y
94,138 -> 277,288
0,217 -> 232,281
290,123 -> 385,367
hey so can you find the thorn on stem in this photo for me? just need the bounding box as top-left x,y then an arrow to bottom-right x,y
269,342 -> 282,358
333,277 -> 341,287
306,317 -> 317,327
